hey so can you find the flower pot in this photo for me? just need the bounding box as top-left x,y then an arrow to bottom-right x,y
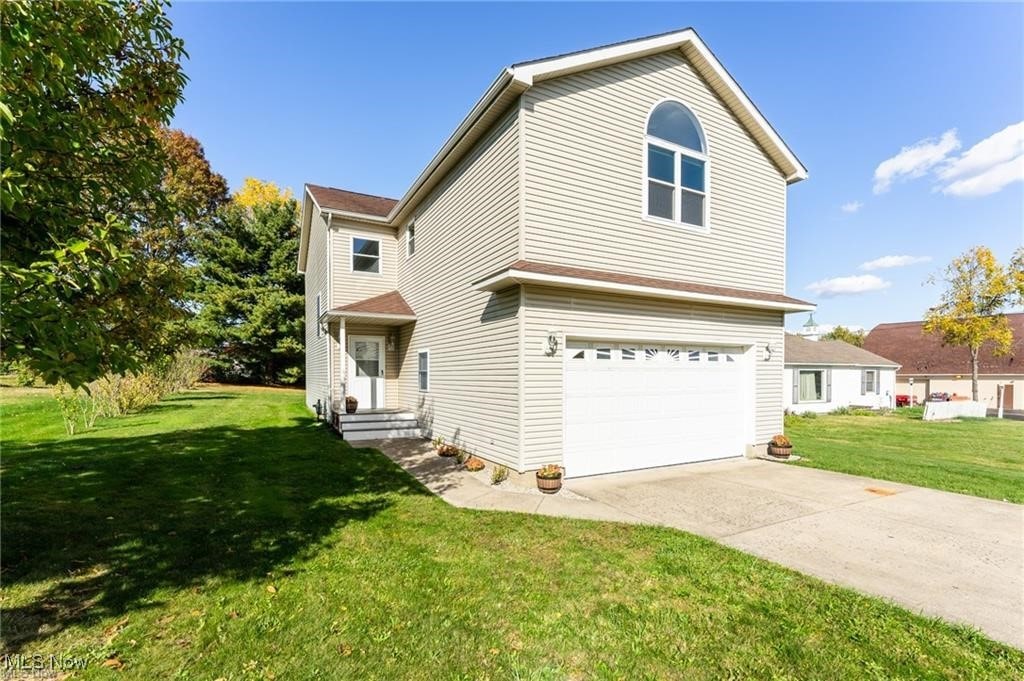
536,474 -> 562,494
345,402 -> 357,414
768,445 -> 792,459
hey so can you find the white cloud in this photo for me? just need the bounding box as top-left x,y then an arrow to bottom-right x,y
806,274 -> 891,297
937,121 -> 1024,197
840,200 -> 863,213
873,129 -> 960,194
941,155 -> 1024,197
859,255 -> 932,271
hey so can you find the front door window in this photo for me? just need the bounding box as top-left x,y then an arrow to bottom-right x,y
353,340 -> 381,378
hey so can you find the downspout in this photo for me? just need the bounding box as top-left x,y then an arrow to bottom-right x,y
326,212 -> 334,408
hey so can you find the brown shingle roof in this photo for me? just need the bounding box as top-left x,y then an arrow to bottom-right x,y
332,291 -> 415,317
785,333 -> 899,367
485,260 -> 813,308
307,184 -> 397,217
864,314 -> 1024,376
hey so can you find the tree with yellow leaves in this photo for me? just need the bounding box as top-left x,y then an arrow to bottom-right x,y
924,246 -> 1015,402
233,177 -> 293,209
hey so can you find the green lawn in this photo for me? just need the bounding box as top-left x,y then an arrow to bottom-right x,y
785,408 -> 1024,503
2,387 -> 1021,679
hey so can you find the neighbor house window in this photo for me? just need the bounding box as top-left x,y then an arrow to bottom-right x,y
352,237 -> 381,273
862,370 -> 878,394
799,370 -> 824,402
417,351 -> 429,391
406,223 -> 416,257
645,100 -> 708,228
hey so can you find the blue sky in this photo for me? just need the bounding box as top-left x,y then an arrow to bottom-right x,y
168,2 -> 1024,331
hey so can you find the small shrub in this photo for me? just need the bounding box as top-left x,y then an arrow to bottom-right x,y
432,436 -> 445,451
157,349 -> 210,394
830,406 -> 854,416
491,465 -> 509,485
10,359 -> 39,387
53,381 -> 85,435
455,448 -> 469,464
800,411 -> 818,419
536,464 -> 563,480
465,456 -> 485,472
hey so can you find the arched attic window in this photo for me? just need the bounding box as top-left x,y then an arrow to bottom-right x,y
645,100 -> 708,229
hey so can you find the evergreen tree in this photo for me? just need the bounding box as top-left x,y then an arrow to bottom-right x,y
192,181 -> 304,385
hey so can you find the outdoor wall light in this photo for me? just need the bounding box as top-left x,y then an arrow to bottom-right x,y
763,343 -> 774,361
386,333 -> 397,351
546,331 -> 560,356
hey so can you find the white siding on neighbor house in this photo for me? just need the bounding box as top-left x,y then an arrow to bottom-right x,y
903,376 -> 1018,409
521,285 -> 785,470
304,212 -> 330,411
393,107 -> 522,468
522,51 -> 788,293
329,221 -> 399,307
784,366 -> 897,414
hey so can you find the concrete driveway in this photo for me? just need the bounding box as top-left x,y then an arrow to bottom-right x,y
566,458 -> 1024,649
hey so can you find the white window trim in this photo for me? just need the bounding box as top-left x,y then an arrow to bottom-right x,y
798,369 -> 827,403
641,98 -> 711,234
417,349 -> 430,392
863,369 -> 878,394
350,235 -> 383,275
406,222 -> 416,258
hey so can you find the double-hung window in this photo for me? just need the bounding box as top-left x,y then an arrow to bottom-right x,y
352,237 -> 381,273
417,351 -> 429,391
799,370 -> 825,402
645,100 -> 708,229
862,369 -> 878,394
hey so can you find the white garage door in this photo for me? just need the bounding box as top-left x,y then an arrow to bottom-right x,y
564,341 -> 749,478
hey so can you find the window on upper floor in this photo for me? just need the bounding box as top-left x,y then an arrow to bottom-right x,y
644,100 -> 708,230
406,223 -> 416,258
352,236 -> 381,273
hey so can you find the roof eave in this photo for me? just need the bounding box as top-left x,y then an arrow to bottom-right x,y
476,268 -> 816,313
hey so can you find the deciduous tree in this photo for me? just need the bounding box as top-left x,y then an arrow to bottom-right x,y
924,246 -> 1015,401
1,0 -> 188,386
820,326 -> 866,347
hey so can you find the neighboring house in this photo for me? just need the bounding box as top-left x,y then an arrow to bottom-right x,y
784,334 -> 899,414
864,314 -> 1024,410
298,28 -> 814,478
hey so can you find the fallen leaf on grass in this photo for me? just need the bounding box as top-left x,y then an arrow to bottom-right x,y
102,656 -> 124,669
266,585 -> 278,594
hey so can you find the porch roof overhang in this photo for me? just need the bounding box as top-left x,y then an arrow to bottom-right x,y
474,260 -> 816,313
320,291 -> 417,326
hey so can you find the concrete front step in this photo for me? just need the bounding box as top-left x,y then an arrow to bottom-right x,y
343,427 -> 422,441
343,418 -> 419,432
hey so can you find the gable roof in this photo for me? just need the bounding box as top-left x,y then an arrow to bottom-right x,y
785,333 -> 899,368
299,28 -> 807,271
864,314 -> 1024,376
306,184 -> 397,217
476,260 -> 815,312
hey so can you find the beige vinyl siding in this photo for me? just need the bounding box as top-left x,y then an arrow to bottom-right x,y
394,107 -> 521,468
329,221 -> 398,307
522,51 -> 787,293
521,285 -> 784,469
304,212 -> 330,410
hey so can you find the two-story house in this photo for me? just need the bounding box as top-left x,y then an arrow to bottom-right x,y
298,28 -> 814,478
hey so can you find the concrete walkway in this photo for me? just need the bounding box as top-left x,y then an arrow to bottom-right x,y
371,439 -> 1024,649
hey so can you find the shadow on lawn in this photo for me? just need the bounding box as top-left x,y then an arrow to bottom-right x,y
0,416 -> 429,653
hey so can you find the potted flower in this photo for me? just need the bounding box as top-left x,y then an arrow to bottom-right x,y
768,434 -> 793,459
535,464 -> 563,494
345,395 -> 358,414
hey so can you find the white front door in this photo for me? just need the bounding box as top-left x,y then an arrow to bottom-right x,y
563,342 -> 750,478
348,335 -> 386,409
